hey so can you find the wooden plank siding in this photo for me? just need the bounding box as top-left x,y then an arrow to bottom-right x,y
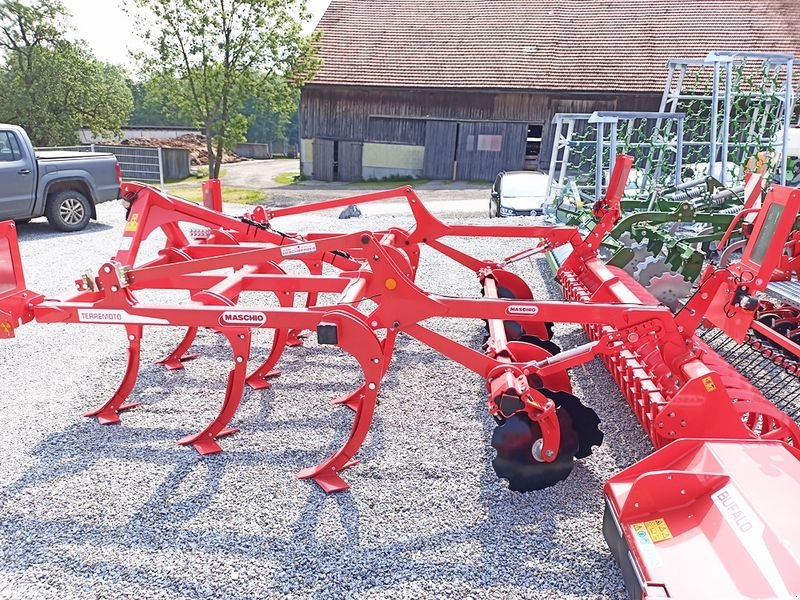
300,85 -> 662,178
312,138 -> 335,181
423,121 -> 459,179
456,121 -> 528,181
338,141 -> 363,181
367,116 -> 426,145
301,85 -> 661,141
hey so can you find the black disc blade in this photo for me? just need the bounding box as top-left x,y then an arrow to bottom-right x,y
539,389 -> 603,459
518,334 -> 562,356
491,408 -> 579,492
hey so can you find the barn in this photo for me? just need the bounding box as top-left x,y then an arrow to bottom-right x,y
300,0 -> 799,182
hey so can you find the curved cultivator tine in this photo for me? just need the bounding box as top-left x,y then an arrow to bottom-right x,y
157,326 -> 199,370
84,324 -> 145,424
295,311 -> 386,493
176,330 -> 252,455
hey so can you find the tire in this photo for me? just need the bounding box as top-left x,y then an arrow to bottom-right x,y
489,199 -> 499,218
45,189 -> 91,232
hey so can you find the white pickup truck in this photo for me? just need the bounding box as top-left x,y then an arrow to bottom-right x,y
0,124 -> 121,231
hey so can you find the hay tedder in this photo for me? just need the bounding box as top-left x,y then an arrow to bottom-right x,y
2,155 -> 800,597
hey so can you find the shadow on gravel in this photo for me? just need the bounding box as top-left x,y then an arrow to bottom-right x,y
14,220 -> 115,240
0,314 -> 641,599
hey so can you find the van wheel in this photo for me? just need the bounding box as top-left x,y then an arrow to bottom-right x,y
489,200 -> 499,218
46,190 -> 91,232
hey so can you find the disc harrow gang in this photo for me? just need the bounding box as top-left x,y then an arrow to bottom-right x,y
0,154 -> 799,506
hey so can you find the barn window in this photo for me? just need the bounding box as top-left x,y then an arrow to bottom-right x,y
477,134 -> 503,152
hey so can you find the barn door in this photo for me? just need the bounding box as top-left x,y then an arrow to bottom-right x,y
338,141 -> 363,181
455,122 -> 527,181
423,120 -> 458,179
313,138 -> 335,182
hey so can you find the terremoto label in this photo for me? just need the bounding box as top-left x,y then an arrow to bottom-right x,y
218,311 -> 267,327
506,305 -> 539,315
280,242 -> 317,257
77,309 -> 169,325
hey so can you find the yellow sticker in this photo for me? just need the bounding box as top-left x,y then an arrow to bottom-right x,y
702,376 -> 717,392
125,213 -> 139,232
633,518 -> 673,543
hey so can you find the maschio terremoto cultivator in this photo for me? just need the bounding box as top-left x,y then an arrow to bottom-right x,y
2,155 -> 800,597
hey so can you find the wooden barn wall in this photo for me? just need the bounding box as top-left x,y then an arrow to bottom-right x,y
300,86 -> 662,142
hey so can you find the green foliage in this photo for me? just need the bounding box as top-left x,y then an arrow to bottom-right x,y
128,79 -> 192,127
130,0 -> 320,178
244,82 -> 299,145
0,0 -> 133,146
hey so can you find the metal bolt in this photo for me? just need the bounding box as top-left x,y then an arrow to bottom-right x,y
368,382 -> 376,390
111,286 -> 119,292
128,335 -> 136,341
371,320 -> 378,327
236,356 -> 244,363
104,266 -> 111,273
545,449 -> 554,458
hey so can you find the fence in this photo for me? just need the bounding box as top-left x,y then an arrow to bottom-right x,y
34,144 -> 192,187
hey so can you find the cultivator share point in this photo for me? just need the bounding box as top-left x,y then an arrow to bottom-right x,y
2,154 -> 800,597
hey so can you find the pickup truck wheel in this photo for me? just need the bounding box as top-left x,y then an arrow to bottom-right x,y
46,190 -> 91,232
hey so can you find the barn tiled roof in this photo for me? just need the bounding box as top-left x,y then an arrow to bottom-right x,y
311,0 -> 800,92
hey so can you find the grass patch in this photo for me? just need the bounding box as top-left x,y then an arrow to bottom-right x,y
274,171 -> 303,185
167,185 -> 266,205
164,168 -> 227,185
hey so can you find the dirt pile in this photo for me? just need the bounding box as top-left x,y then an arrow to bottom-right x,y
120,134 -> 245,166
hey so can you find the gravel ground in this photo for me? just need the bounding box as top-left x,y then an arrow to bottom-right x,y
0,195 -> 652,600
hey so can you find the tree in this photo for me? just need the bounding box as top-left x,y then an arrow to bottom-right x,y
130,0 -> 319,178
243,78 -> 299,145
0,0 -> 133,146
128,77 -> 193,127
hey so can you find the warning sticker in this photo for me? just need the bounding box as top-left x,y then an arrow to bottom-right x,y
702,376 -> 717,392
633,518 -> 673,543
630,523 -> 663,568
281,242 -> 317,257
125,213 -> 139,232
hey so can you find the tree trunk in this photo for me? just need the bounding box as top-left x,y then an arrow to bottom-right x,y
205,124 -> 216,178
213,139 -> 225,179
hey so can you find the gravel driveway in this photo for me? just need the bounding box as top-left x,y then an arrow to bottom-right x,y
0,195 -> 651,599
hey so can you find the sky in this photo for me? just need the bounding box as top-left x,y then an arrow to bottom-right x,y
60,0 -> 332,71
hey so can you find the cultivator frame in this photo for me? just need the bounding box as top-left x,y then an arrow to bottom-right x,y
2,155 -> 799,494
3,154 -> 800,597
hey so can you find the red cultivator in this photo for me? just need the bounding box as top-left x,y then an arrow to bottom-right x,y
1,155 -> 800,597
